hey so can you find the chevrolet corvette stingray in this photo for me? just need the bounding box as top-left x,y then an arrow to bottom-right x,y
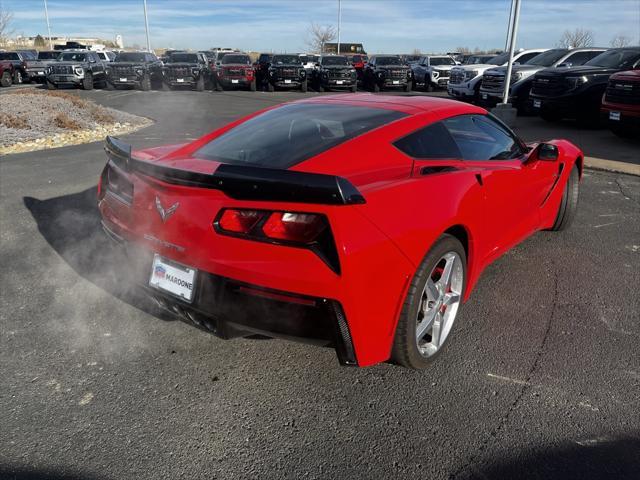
98,94 -> 582,369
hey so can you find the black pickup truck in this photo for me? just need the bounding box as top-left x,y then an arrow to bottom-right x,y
530,47 -> 640,123
266,54 -> 307,92
162,52 -> 212,91
105,51 -> 163,90
311,55 -> 357,92
362,55 -> 412,92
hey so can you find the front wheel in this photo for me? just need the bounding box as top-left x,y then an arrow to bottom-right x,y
425,81 -> 434,92
300,79 -> 308,93
249,78 -> 257,92
392,234 -> 466,369
195,76 -> 205,91
373,82 -> 380,93
13,70 -> 23,84
404,82 -> 412,93
82,73 -> 93,90
0,71 -> 12,87
547,164 -> 580,231
46,79 -> 57,90
140,74 -> 151,91
350,84 -> 357,93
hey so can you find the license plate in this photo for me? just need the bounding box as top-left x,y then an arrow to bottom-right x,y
149,254 -> 196,303
336,80 -> 344,85
38,71 -> 44,75
533,99 -> 541,108
119,77 -> 127,82
177,78 -> 184,83
609,111 -> 621,121
231,79 -> 239,84
284,79 -> 292,84
393,80 -> 400,85
482,93 -> 488,99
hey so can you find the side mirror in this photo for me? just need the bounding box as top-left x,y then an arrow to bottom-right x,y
538,143 -> 559,161
557,62 -> 572,68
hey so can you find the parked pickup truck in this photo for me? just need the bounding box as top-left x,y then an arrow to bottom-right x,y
411,55 -> 457,91
162,52 -> 212,91
215,53 -> 256,91
601,70 -> 640,138
105,51 -> 163,90
0,51 -> 28,84
267,54 -> 307,92
0,60 -> 14,87
46,50 -> 106,90
479,48 -> 605,113
530,47 -> 640,124
362,55 -> 412,92
448,49 -> 547,102
311,55 -> 357,92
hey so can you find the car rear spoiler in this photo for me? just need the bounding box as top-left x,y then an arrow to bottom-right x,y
104,136 -> 365,205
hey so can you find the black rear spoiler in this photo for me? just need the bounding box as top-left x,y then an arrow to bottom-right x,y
104,136 -> 365,205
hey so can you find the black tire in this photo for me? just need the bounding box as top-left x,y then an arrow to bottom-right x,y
265,82 -> 273,92
404,82 -> 412,93
425,81 -> 434,92
318,84 -> 326,92
105,80 -> 115,90
195,76 -> 205,92
548,164 -> 580,231
46,79 -> 57,90
140,74 -> 151,91
82,73 -> 93,90
162,82 -> 171,91
249,78 -> 257,92
391,234 -> 467,369
13,70 -> 23,84
301,79 -> 308,93
0,71 -> 12,87
350,84 -> 357,93
373,82 -> 380,93
216,82 -> 224,92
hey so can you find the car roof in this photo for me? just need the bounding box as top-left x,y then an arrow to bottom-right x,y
293,93 -> 485,115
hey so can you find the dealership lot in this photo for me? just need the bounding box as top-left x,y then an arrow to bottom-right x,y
1,89 -> 639,479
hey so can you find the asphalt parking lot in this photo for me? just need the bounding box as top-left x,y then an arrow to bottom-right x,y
1,88 -> 639,479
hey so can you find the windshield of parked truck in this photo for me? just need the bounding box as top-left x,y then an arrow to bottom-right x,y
169,53 -> 199,63
322,56 -> 350,66
376,56 -> 402,66
273,55 -> 302,65
37,51 -> 60,60
58,52 -> 87,62
430,57 -> 456,66
526,49 -> 569,66
0,52 -> 20,60
222,55 -> 251,65
585,49 -> 640,68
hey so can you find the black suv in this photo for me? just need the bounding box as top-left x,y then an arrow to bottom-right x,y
363,55 -> 412,92
266,54 -> 307,92
105,51 -> 163,90
530,47 -> 640,123
46,50 -> 106,90
254,53 -> 273,89
311,55 -> 357,92
162,52 -> 212,91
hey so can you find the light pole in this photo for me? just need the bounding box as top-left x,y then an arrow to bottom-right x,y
43,0 -> 53,49
337,0 -> 341,55
504,0 -> 515,52
143,0 -> 151,52
501,0 -> 521,105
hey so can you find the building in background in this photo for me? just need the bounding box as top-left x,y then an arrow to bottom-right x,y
324,43 -> 366,55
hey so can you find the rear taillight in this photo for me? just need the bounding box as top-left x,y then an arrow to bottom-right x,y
103,163 -> 134,204
214,208 -> 340,273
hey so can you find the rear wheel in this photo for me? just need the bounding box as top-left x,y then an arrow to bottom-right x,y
82,72 -> 93,90
548,164 -> 580,231
301,79 -> 308,93
373,81 -> 380,93
0,71 -> 12,87
392,234 -> 466,369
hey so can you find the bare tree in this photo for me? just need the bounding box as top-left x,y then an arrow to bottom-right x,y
0,6 -> 14,47
610,34 -> 631,48
455,46 -> 471,54
305,23 -> 336,54
557,28 -> 594,48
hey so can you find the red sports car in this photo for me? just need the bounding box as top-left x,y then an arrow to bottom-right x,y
98,94 -> 582,369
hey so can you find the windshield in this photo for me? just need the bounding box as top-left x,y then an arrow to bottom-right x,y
272,55 -> 301,65
430,57 -> 456,66
376,56 -> 402,66
201,51 -> 216,59
488,52 -> 510,65
58,52 -> 87,62
222,55 -> 251,65
37,51 -> 60,60
465,55 -> 492,64
0,52 -> 20,60
169,53 -> 199,63
585,48 -> 640,68
322,56 -> 350,66
115,52 -> 147,62
194,104 -> 406,169
526,49 -> 568,66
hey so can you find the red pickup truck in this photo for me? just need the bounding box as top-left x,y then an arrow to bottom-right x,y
0,60 -> 14,87
601,70 -> 640,138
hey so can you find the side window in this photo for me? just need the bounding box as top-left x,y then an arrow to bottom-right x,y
394,122 -> 462,159
517,52 -> 541,64
443,115 -> 522,161
566,51 -> 599,66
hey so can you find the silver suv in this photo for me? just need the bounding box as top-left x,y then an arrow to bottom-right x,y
410,55 -> 458,91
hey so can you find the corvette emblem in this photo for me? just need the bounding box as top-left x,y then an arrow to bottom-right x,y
155,196 -> 179,223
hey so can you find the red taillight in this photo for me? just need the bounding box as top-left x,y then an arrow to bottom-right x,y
262,212 -> 326,243
218,209 -> 266,233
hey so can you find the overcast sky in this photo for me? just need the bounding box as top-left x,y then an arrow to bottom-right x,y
5,0 -> 640,52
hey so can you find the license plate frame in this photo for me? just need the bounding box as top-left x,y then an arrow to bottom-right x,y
231,79 -> 239,84
177,78 -> 185,83
149,254 -> 197,303
392,80 -> 400,85
336,80 -> 344,85
609,111 -> 621,121
533,99 -> 541,108
482,93 -> 488,100
119,77 -> 127,82
284,79 -> 292,84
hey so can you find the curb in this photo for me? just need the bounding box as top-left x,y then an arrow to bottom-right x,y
584,156 -> 640,177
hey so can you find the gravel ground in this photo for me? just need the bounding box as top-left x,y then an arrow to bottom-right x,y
0,90 -> 150,148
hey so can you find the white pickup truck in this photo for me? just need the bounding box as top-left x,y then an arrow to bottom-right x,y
447,49 -> 547,102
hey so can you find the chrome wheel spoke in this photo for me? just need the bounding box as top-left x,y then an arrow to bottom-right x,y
438,254 -> 455,291
417,306 -> 437,340
443,291 -> 460,307
431,312 -> 443,347
425,279 -> 439,300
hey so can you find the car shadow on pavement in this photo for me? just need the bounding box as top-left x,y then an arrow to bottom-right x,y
460,435 -> 640,480
23,187 -> 176,324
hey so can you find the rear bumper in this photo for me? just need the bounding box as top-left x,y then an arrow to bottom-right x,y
102,220 -> 358,365
448,83 -> 475,100
219,77 -> 252,87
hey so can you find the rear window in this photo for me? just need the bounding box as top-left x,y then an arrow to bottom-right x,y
0,52 -> 20,60
59,52 -> 87,62
169,53 -> 199,63
195,104 -> 406,169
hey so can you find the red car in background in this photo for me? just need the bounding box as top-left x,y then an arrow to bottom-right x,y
601,70 -> 640,138
98,95 -> 582,369
0,60 -> 14,87
214,53 -> 256,91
